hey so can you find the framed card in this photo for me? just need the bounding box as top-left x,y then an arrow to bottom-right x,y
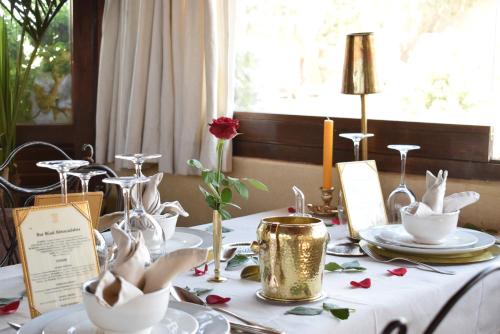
34,192 -> 103,229
337,160 -> 388,239
14,202 -> 99,317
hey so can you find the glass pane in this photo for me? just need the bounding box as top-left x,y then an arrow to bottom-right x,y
1,1 -> 72,125
235,0 -> 499,126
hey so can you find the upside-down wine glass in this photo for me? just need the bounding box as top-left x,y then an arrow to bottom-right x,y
68,170 -> 108,265
36,160 -> 90,203
386,144 -> 420,223
115,154 -> 164,257
337,133 -> 374,224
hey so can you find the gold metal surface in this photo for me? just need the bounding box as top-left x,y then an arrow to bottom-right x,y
369,244 -> 500,264
254,216 -> 329,302
342,32 -> 379,160
255,289 -> 327,305
341,32 -> 379,95
307,187 -> 337,216
208,210 -> 227,283
337,160 -> 388,239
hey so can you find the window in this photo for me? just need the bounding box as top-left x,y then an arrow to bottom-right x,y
234,0 -> 500,158
1,2 -> 73,124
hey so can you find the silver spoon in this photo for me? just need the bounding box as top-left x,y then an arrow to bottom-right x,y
170,286 -> 284,334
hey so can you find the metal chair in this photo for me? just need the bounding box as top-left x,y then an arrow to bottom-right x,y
0,141 -> 121,266
382,262 -> 500,334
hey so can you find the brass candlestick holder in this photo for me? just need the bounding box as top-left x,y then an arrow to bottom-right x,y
307,187 -> 337,216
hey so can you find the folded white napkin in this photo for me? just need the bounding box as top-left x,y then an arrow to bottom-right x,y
93,225 -> 208,308
131,173 -> 189,217
443,191 -> 480,213
407,170 -> 479,216
422,170 -> 448,213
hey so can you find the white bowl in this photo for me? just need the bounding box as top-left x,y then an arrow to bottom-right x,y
401,207 -> 460,245
82,279 -> 170,334
154,212 -> 179,240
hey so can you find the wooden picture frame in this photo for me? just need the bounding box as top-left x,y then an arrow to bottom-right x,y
337,160 -> 388,239
34,192 -> 103,229
14,202 -> 99,317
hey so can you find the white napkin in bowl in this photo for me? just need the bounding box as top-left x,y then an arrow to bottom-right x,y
143,248 -> 209,293
131,173 -> 189,217
405,202 -> 434,217
110,225 -> 150,287
422,170 -> 448,213
443,191 -> 480,213
94,271 -> 143,307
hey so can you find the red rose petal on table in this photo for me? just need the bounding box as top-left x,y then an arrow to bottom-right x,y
288,207 -> 296,213
350,278 -> 371,289
387,268 -> 407,277
206,294 -> 231,304
0,300 -> 20,315
331,217 -> 341,225
194,264 -> 208,276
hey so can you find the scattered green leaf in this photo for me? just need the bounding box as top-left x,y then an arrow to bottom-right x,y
225,254 -> 257,271
240,265 -> 260,282
185,287 -> 213,296
285,306 -> 323,316
323,303 -> 353,320
325,261 -> 366,272
325,262 -> 343,272
205,225 -> 234,233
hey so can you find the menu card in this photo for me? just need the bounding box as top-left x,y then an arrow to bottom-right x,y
14,202 -> 99,317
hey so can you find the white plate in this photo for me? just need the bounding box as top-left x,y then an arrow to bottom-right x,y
376,225 -> 478,249
20,301 -> 229,334
42,308 -> 198,334
175,227 -> 212,248
163,232 -> 203,253
359,226 -> 496,255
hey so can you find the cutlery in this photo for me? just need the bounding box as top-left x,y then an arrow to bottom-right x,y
7,323 -> 21,330
221,247 -> 237,262
360,242 -> 455,275
170,286 -> 284,334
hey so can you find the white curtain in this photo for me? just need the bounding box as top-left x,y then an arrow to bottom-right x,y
95,0 -> 235,174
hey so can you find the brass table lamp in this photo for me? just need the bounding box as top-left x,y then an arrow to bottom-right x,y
341,32 -> 380,160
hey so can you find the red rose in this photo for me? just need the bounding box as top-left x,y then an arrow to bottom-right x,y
209,117 -> 240,140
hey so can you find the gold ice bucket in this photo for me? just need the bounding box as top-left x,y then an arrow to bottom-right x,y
251,216 -> 329,302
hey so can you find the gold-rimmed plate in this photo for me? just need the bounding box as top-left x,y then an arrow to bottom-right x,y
368,243 -> 500,264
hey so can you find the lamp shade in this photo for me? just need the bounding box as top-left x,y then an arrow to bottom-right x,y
341,32 -> 379,95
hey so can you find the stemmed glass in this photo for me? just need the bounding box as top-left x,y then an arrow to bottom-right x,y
68,170 -> 108,263
114,154 -> 164,256
339,133 -> 374,161
67,170 -> 107,195
36,160 -> 90,203
337,133 -> 374,224
386,144 -> 420,223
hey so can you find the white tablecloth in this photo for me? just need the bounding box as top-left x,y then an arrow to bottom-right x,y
0,208 -> 499,334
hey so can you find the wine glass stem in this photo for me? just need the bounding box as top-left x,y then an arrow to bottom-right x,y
353,141 -> 360,161
134,163 -> 144,210
400,151 -> 407,186
122,187 -> 131,235
81,178 -> 89,198
59,171 -> 68,204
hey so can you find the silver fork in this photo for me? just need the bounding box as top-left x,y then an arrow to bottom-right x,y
359,241 -> 455,275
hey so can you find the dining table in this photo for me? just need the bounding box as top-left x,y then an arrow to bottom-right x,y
0,208 -> 499,334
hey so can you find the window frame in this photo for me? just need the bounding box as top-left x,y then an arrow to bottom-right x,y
233,112 -> 500,181
15,0 -> 104,159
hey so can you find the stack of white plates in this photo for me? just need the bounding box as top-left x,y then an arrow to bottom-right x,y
359,225 -> 496,257
20,301 -> 229,334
